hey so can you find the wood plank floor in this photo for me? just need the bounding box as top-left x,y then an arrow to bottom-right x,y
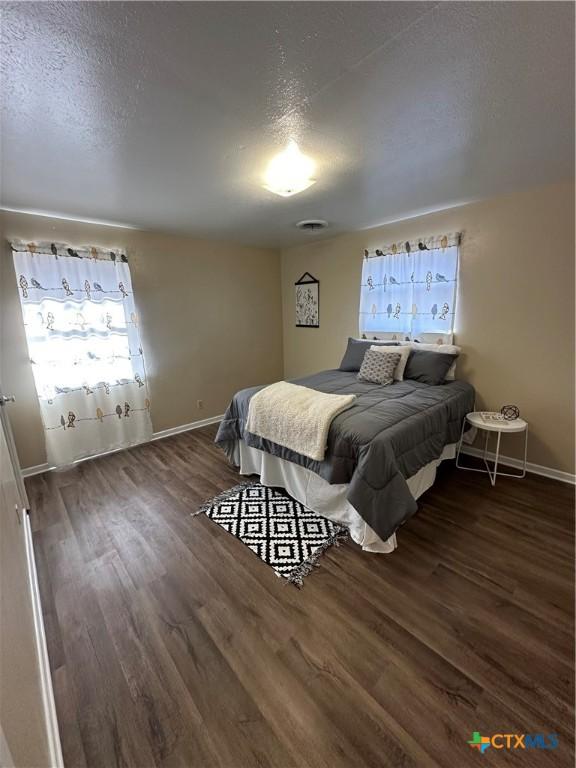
27,425 -> 574,768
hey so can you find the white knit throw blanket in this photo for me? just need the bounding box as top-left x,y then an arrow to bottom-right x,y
246,381 -> 356,461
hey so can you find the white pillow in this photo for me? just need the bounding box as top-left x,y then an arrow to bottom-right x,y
370,344 -> 411,381
400,341 -> 461,380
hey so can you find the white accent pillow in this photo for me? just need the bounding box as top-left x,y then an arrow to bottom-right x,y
399,341 -> 461,380
370,344 -> 411,381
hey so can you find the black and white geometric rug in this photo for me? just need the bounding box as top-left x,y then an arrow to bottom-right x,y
194,482 -> 348,587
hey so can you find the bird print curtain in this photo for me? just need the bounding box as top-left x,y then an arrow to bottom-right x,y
359,234 -> 459,337
12,241 -> 152,468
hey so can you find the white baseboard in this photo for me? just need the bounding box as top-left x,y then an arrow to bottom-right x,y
22,462 -> 52,478
23,511 -> 64,768
461,446 -> 575,485
21,414 -> 224,478
151,414 -> 223,442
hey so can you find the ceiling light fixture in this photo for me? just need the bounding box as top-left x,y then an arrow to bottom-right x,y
263,140 -> 316,197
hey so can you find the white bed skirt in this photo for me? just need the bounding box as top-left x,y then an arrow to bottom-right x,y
233,441 -> 457,554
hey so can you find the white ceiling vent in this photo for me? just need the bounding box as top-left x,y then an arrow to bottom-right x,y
296,219 -> 328,234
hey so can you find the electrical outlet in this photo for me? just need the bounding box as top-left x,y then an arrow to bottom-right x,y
197,399 -> 203,409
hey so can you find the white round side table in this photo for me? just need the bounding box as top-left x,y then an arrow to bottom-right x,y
455,412 -> 528,486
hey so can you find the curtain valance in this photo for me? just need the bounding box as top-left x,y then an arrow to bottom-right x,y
364,232 -> 460,259
10,239 -> 127,262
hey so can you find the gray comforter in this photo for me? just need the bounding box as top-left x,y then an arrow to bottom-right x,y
215,370 -> 475,540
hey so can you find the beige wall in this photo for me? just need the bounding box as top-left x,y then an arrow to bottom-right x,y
281,182 -> 575,474
0,211 -> 283,469
2,182 -> 574,474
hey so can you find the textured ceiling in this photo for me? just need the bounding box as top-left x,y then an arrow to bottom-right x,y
1,1 -> 574,247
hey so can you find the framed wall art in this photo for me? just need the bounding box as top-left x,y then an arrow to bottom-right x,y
295,272 -> 319,328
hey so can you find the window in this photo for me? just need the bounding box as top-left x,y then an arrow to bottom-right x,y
359,235 -> 459,338
12,241 -> 152,466
19,293 -> 135,399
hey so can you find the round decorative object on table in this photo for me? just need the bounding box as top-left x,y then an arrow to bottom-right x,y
456,411 -> 528,486
501,404 -> 520,421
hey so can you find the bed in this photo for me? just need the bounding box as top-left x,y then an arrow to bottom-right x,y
215,369 -> 475,552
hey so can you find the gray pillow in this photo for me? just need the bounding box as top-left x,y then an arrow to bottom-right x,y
339,337 -> 398,372
357,350 -> 401,385
403,349 -> 458,385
